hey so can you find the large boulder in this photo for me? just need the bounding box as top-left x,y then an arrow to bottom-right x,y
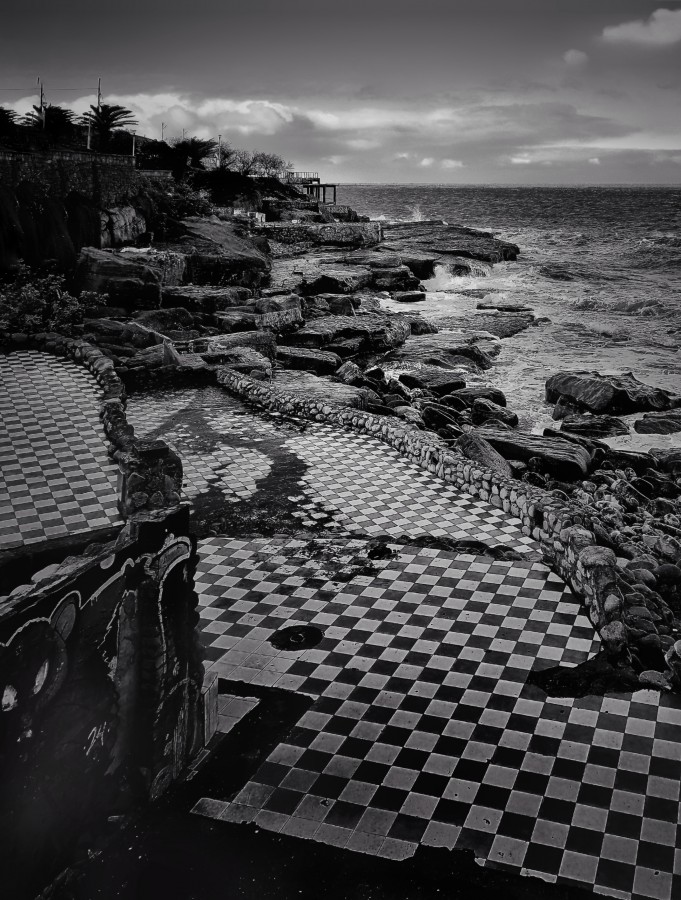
285,313 -> 411,353
371,266 -> 421,292
380,221 -> 520,265
476,427 -> 593,479
388,333 -> 495,371
456,433 -> 513,478
161,285 -> 253,312
399,369 -> 466,396
300,266 -> 372,295
634,411 -> 681,435
100,206 -> 147,248
199,330 -> 276,360
214,307 -> 258,332
471,398 -> 518,428
441,387 -> 507,410
216,347 -> 272,377
561,414 -> 630,439
178,216 -> 271,287
254,295 -> 303,331
546,371 -> 681,415
134,307 -> 194,336
75,247 -> 176,307
276,346 -> 341,375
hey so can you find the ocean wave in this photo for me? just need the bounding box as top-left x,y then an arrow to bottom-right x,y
571,295 -> 672,317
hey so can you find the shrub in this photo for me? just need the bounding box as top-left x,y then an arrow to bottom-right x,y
0,263 -> 107,336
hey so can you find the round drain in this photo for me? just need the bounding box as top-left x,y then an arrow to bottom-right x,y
269,625 -> 324,651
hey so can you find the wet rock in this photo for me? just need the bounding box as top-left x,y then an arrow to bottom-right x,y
634,411 -> 681,434
380,221 -> 519,264
600,621 -> 627,656
301,296 -> 331,319
300,266 -> 372,295
399,370 -> 466,396
440,387 -> 507,410
161,285 -> 253,312
217,347 -> 272,377
560,414 -> 629,439
392,291 -> 426,303
254,294 -> 304,331
335,361 -> 363,385
276,346 -> 341,375
420,403 -> 462,431
372,266 -> 421,292
477,428 -> 593,479
397,314 -> 438,335
388,333 -> 494,371
456,433 -> 513,478
601,449 -> 656,475
471,398 -> 519,428
394,406 -> 424,426
201,330 -> 277,360
546,370 -> 681,415
285,314 -> 411,353
214,307 -> 258,332
650,448 -> 681,476
638,670 -> 671,690
135,307 -> 194,335
314,294 -> 357,316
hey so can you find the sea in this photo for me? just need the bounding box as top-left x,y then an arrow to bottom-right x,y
340,184 -> 681,453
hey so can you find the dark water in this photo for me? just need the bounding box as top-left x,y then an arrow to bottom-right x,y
339,185 -> 681,450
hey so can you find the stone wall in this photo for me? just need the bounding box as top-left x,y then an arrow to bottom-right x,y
216,368 -> 650,672
0,150 -> 141,207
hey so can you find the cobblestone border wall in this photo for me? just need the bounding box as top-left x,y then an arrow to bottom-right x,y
2,333 -> 182,518
217,368 -> 670,678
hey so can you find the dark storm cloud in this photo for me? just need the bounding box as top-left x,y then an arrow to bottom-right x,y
2,0 -> 679,182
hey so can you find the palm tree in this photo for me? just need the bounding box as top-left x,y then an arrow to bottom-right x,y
171,136 -> 218,169
23,104 -> 76,143
81,103 -> 138,150
0,107 -> 18,138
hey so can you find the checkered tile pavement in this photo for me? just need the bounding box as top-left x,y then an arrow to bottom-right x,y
128,388 -> 536,553
0,351 -> 121,550
192,536 -> 681,900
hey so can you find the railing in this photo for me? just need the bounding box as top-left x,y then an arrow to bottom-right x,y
285,171 -> 320,183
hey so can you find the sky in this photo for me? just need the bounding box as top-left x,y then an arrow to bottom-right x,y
1,0 -> 680,183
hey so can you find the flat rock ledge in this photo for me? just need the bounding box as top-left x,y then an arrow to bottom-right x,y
215,364 -> 680,688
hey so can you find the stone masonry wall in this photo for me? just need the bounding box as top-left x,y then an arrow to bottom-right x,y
0,150 -> 140,207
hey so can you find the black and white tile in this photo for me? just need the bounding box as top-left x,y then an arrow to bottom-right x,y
0,351 -> 121,550
191,536 -> 681,900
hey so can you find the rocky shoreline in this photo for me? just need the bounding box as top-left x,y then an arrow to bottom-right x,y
3,183 -> 681,692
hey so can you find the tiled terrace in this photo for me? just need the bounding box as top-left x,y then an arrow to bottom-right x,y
0,351 -> 121,550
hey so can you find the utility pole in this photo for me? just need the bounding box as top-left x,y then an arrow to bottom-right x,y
182,128 -> 186,140
97,76 -> 102,110
161,121 -> 166,142
37,76 -> 45,128
131,130 -> 136,161
218,133 -> 222,168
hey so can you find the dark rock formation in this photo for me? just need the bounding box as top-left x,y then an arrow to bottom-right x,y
254,294 -> 303,331
380,221 -> 520,265
161,285 -> 253,312
561,414 -> 630,439
546,371 -> 681,415
284,313 -> 411,353
392,291 -> 426,303
300,266 -> 372,295
634,411 -> 681,435
276,346 -> 341,375
471,398 -> 519,428
388,333 -> 495,371
456,433 -> 513,478
441,387 -> 507,410
477,427 -> 593,479
399,369 -> 466,395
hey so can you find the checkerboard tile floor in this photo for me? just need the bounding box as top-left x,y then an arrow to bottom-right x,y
0,351 -> 121,550
127,388 -> 537,553
192,536 -> 681,900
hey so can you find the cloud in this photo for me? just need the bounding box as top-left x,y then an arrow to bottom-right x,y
602,8 -> 681,46
509,155 -> 533,165
441,159 -> 464,169
588,157 -> 601,165
563,49 -> 588,66
419,157 -> 435,167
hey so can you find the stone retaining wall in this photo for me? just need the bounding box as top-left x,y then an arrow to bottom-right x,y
216,368 -> 643,668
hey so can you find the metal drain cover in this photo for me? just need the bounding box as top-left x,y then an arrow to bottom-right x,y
269,625 -> 324,651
